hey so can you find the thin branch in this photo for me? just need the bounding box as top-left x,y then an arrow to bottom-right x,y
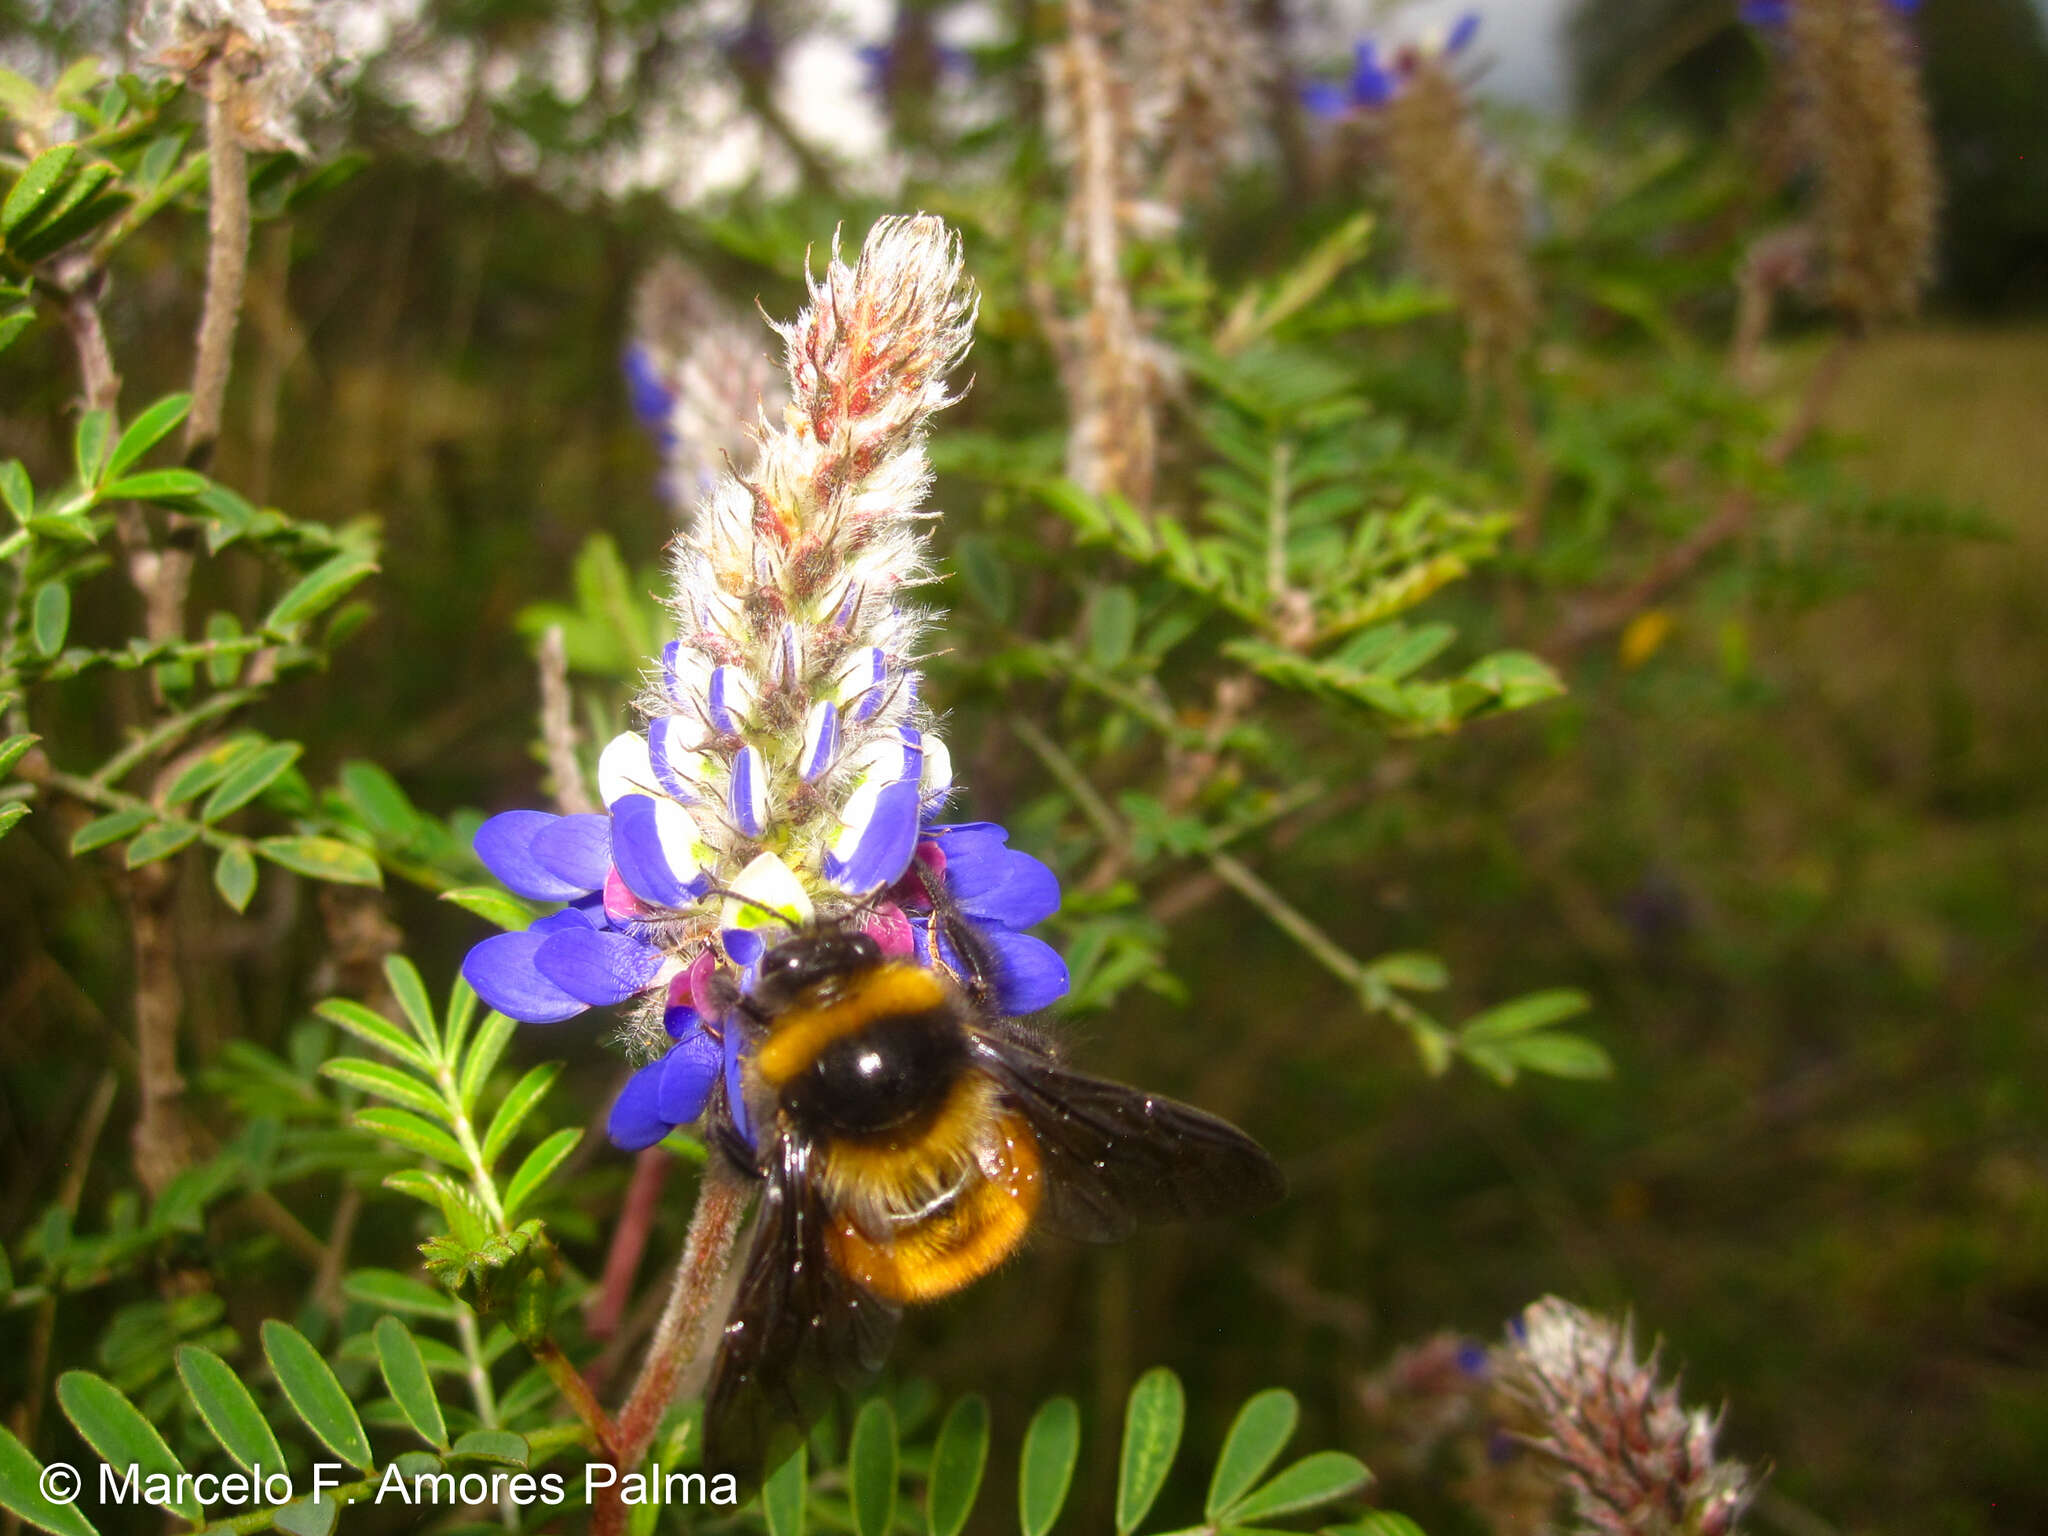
587,1147 -> 672,1341
537,625 -> 596,815
1547,332 -> 1861,659
185,90 -> 250,471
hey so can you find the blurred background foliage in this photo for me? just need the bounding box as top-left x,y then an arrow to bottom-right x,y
2,2 -> 2045,1535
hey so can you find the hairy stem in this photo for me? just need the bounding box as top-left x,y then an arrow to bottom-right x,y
587,1147 -> 672,1341
186,90 -> 250,470
594,1160 -> 750,1536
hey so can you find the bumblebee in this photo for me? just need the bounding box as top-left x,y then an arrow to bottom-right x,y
699,890 -> 1284,1476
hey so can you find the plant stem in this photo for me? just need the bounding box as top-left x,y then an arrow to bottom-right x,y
593,1160 -> 751,1536
186,92 -> 248,471
537,624 -> 596,816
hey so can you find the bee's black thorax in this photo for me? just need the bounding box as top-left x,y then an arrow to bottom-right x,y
780,1003 -> 968,1138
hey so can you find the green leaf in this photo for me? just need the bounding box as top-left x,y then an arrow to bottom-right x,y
175,1345 -> 286,1476
1116,1368 -> 1184,1536
30,582 -> 68,657
201,741 -> 301,823
0,1421 -> 100,1536
1463,650 -> 1565,710
927,1395 -> 990,1536
337,760 -> 417,841
1500,1031 -> 1612,1080
1206,1390 -> 1299,1521
204,611 -> 243,688
351,1108 -> 465,1167
344,1269 -> 460,1320
0,732 -> 38,776
0,802 -> 26,841
1088,585 -> 1138,670
123,819 -> 199,868
101,468 -> 208,503
440,884 -> 543,932
1364,953 -> 1447,992
321,1057 -> 447,1119
315,997 -> 435,1074
73,410 -> 110,487
261,1319 -> 374,1471
164,735 -> 261,805
272,1496 -> 336,1536
1322,1514 -> 1428,1536
1460,989 -> 1591,1042
3,145 -> 77,236
502,1128 -> 579,1222
849,1398 -> 898,1536
56,1372 -> 199,1520
1017,1396 -> 1080,1536
450,1430 -> 528,1467
107,395 -> 192,479
762,1442 -> 806,1536
481,1063 -> 559,1168
70,806 -> 153,854
1219,1453 -> 1371,1524
374,1317 -> 449,1450
384,955 -> 439,1051
0,460 -> 31,523
457,1012 -> 517,1116
256,835 -> 382,887
0,310 -> 30,356
213,843 -> 258,912
265,551 -> 378,632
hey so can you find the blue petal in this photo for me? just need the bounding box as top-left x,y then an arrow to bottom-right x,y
461,932 -> 589,1023
1299,80 -> 1349,119
724,928 -> 765,968
658,1028 -> 722,1125
986,930 -> 1070,1014
723,1023 -> 753,1145
608,1059 -> 674,1150
529,813 -> 612,892
622,344 -> 675,434
945,847 -> 1062,930
533,927 -> 667,1006
1446,11 -> 1481,55
824,778 -> 923,894
665,1001 -> 701,1039
475,810 -> 591,902
610,793 -> 707,909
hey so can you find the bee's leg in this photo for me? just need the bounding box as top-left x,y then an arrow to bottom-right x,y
933,896 -> 1003,1014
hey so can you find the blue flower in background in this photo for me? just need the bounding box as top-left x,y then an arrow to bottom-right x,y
1298,12 -> 1480,119
1739,0 -> 1918,23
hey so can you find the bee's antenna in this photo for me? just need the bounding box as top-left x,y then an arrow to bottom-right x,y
698,884 -> 801,924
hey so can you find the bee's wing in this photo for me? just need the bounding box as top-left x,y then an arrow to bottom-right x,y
702,1134 -> 901,1480
968,1034 -> 1285,1243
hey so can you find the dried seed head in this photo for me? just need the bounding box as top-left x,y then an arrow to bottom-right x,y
1379,52 -> 1535,378
1781,0 -> 1938,324
1497,1298 -> 1760,1536
134,0 -> 333,154
1129,0 -> 1268,206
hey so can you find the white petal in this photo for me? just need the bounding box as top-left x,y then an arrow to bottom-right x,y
723,851 -> 814,935
597,731 -> 656,807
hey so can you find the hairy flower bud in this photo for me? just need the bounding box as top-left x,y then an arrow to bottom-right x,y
1497,1297 -> 1760,1536
627,260 -> 787,513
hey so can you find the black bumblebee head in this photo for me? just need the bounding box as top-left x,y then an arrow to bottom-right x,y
749,927 -> 884,1014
